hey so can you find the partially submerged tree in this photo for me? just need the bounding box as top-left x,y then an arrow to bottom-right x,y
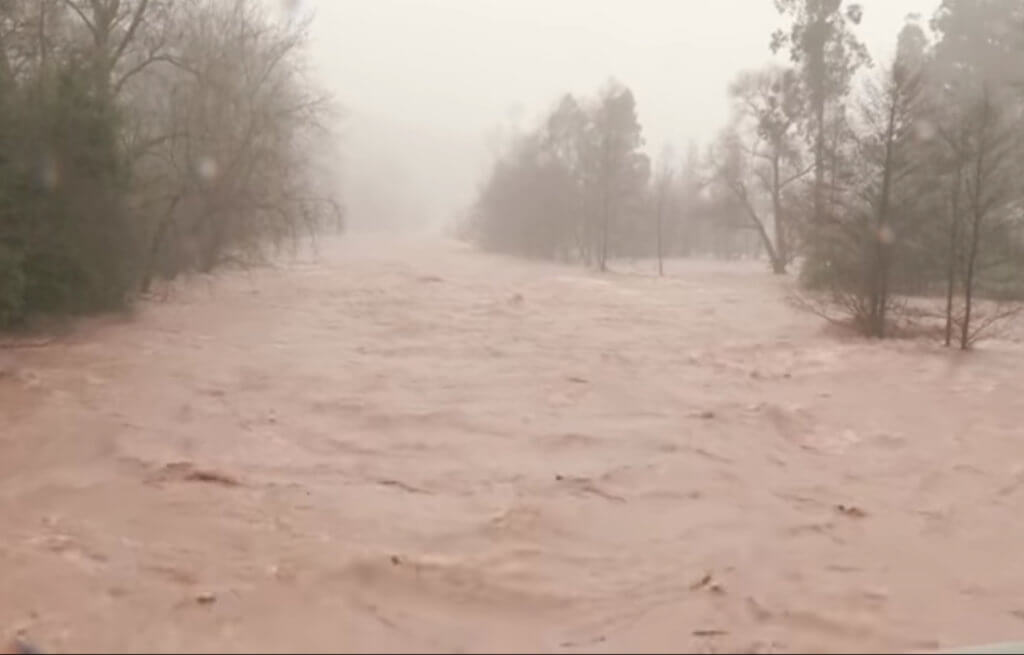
792,19 -> 929,337
786,4 -> 1024,347
941,87 -> 1021,349
853,43 -> 926,336
710,127 -> 788,273
713,66 -> 810,274
928,0 -> 1024,349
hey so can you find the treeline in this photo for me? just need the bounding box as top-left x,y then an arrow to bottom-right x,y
467,0 -> 1024,348
745,0 -> 1024,346
462,81 -> 763,269
0,0 -> 340,328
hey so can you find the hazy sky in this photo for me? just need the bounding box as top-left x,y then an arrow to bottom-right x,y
305,0 -> 941,231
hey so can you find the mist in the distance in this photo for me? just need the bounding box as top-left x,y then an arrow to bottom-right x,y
307,0 -> 938,234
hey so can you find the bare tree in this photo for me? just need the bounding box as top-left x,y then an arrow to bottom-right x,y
60,0 -> 175,99
929,0 -> 1024,349
855,51 -> 925,336
790,43 -> 927,337
723,66 -> 811,273
709,122 -> 806,275
935,119 -> 968,347
957,88 -> 1019,348
133,0 -> 338,288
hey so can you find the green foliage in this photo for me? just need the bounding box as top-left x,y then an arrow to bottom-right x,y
0,0 -> 334,330
0,57 -> 134,327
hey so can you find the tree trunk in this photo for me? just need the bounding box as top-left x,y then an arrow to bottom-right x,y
944,163 -> 962,348
140,196 -> 182,293
961,126 -> 987,350
961,208 -> 980,350
813,97 -> 826,226
770,155 -> 787,274
656,186 -> 665,277
875,242 -> 890,338
735,186 -> 782,273
599,190 -> 610,272
656,214 -> 663,276
140,219 -> 170,293
873,89 -> 899,339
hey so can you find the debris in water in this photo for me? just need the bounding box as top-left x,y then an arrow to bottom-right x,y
376,479 -> 430,495
693,629 -> 728,637
184,469 -> 240,486
746,596 -> 773,620
690,572 -> 713,591
196,591 -> 217,605
150,462 -> 241,487
559,635 -> 607,648
835,504 -> 867,518
552,474 -> 626,502
690,571 -> 726,594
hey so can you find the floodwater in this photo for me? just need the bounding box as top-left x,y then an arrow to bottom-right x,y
3,237 -> 1024,653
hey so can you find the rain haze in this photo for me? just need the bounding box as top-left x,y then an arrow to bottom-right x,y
9,1 -> 1024,653
309,0 -> 940,231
